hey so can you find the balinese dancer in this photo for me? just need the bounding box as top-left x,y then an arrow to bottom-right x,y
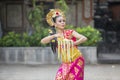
41,9 -> 87,80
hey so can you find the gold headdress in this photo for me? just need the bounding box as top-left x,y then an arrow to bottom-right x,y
46,9 -> 66,26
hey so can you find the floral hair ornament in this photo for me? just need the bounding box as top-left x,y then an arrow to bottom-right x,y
46,9 -> 66,26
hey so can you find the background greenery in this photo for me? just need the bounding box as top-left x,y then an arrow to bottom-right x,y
0,25 -> 102,47
0,0 -> 102,47
75,25 -> 102,46
0,29 -> 49,47
66,25 -> 102,46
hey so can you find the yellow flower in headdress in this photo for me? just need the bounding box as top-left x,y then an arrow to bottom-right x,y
46,9 -> 66,26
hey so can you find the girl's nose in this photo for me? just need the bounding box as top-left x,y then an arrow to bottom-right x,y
62,21 -> 65,24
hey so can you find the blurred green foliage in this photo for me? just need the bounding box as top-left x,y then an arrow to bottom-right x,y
0,32 -> 22,47
0,0 -> 102,47
56,0 -> 69,14
0,25 -> 102,47
66,25 -> 102,46
0,29 -> 49,47
28,0 -> 44,33
0,0 -> 49,47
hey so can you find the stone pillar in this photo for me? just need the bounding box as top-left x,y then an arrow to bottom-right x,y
82,0 -> 94,27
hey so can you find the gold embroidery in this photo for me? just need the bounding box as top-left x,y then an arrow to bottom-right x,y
56,72 -> 63,80
77,60 -> 83,67
62,64 -> 71,79
79,72 -> 83,77
68,73 -> 74,80
74,67 -> 79,75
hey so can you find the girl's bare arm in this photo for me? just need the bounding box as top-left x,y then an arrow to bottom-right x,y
41,33 -> 61,44
72,31 -> 87,45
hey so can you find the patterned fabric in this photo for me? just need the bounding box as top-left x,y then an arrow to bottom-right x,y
55,30 -> 84,80
55,56 -> 84,80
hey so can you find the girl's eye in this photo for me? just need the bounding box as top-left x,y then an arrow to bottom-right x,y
59,20 -> 62,22
63,20 -> 66,22
58,20 -> 65,23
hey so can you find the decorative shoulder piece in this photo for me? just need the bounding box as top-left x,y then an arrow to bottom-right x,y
46,9 -> 66,26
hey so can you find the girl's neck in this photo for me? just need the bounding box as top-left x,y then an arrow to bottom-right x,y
56,29 -> 64,34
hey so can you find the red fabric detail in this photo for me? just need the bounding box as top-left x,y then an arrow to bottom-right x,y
64,30 -> 76,42
71,37 -> 76,42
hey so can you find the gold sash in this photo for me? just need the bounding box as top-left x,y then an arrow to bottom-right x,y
57,38 -> 82,63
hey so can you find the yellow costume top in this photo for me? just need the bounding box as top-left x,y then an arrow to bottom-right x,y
57,30 -> 82,63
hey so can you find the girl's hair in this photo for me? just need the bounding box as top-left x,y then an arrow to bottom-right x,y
49,16 -> 60,54
49,26 -> 57,54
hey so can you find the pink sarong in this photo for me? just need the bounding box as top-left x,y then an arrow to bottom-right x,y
55,56 -> 84,80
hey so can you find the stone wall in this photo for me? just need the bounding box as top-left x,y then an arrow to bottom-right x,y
0,47 -> 97,65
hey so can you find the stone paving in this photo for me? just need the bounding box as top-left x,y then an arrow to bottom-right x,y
0,64 -> 120,80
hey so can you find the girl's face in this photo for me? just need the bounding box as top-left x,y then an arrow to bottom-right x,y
54,16 -> 66,30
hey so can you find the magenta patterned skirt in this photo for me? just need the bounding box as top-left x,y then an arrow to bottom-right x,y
55,56 -> 84,80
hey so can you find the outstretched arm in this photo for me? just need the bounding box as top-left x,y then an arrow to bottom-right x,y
41,35 -> 55,44
72,31 -> 87,45
41,33 -> 62,44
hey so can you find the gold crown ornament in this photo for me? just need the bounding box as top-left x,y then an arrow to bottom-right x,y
46,9 -> 66,26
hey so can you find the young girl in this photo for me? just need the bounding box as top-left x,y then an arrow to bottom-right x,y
41,9 -> 87,80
